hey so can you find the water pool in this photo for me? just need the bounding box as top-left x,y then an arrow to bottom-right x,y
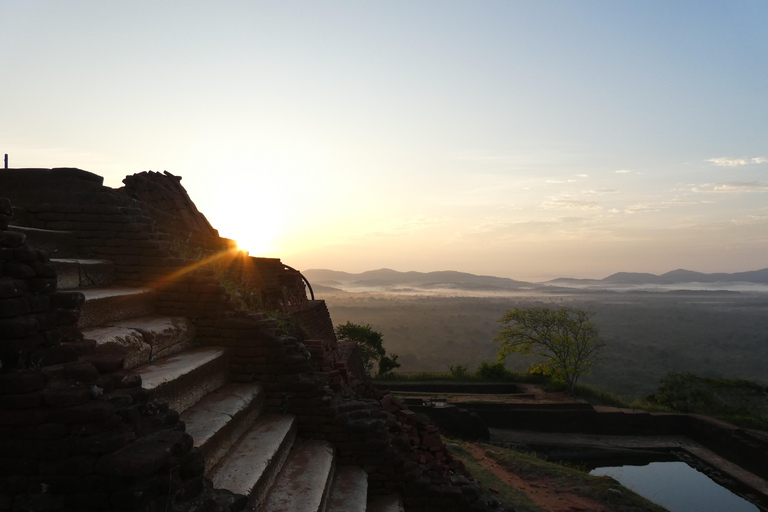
590,461 -> 759,512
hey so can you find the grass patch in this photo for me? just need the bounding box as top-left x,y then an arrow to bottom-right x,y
444,442 -> 543,512
447,440 -> 670,512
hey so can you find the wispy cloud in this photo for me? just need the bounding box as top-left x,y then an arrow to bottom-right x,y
706,157 -> 767,167
541,196 -> 602,211
364,215 -> 448,237
546,174 -> 589,183
693,181 -> 768,192
581,188 -> 619,196
624,202 -> 663,214
465,216 -> 592,236
623,196 -> 713,214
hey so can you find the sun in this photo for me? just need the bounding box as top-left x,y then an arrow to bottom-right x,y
220,217 -> 283,257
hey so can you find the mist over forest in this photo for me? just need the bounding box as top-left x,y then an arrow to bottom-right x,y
307,269 -> 768,399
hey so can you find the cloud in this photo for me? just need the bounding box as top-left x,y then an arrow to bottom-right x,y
466,216 -> 591,235
364,215 -> 448,237
706,157 -> 767,167
623,196 -> 712,214
693,181 -> 768,193
625,202 -> 662,214
541,197 -> 602,211
545,174 -> 590,183
581,188 -> 619,196
615,169 -> 632,174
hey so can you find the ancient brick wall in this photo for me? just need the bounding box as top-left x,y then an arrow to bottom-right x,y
336,341 -> 367,383
290,300 -> 337,345
120,170 -> 222,251
0,168 -> 179,288
0,197 -> 207,512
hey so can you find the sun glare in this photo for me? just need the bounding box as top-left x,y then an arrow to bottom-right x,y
222,218 -> 282,257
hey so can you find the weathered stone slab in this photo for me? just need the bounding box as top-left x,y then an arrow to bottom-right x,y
82,325 -> 151,369
8,225 -> 77,258
181,382 -> 264,472
262,439 -> 335,512
109,316 -> 194,360
326,465 -> 368,512
134,346 -> 227,413
368,493 -> 405,512
52,259 -> 80,290
208,413 -> 296,507
78,287 -> 156,328
52,258 -> 114,289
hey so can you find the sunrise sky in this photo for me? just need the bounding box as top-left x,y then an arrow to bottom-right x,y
2,1 -> 767,280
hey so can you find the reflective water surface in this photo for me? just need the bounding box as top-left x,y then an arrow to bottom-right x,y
590,461 -> 758,512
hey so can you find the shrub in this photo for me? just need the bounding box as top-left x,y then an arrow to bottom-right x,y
448,364 -> 472,379
474,361 -> 511,381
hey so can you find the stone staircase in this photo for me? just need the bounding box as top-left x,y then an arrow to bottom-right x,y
13,223 -> 404,512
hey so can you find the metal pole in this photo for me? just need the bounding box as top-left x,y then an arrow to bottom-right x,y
3,154 -> 7,169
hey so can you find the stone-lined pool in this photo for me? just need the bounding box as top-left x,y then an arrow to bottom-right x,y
590,461 -> 759,512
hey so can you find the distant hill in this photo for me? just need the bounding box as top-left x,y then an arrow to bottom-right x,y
602,268 -> 768,285
304,267 -> 768,291
302,268 -> 536,291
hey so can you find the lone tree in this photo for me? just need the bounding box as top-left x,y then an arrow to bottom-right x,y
494,306 -> 604,394
335,321 -> 400,377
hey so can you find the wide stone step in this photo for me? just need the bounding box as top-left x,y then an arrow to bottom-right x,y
82,316 -> 195,369
261,439 -> 335,512
181,382 -> 265,473
208,413 -> 297,509
8,225 -> 77,258
78,286 -> 156,328
327,465 -> 368,512
52,258 -> 114,289
135,346 -> 228,413
368,494 -> 405,512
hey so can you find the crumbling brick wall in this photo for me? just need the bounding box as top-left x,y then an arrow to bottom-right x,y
0,197 -> 211,512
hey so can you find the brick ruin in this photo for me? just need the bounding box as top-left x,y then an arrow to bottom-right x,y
0,168 -> 487,512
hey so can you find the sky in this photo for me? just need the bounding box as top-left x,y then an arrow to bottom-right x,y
2,1 -> 767,281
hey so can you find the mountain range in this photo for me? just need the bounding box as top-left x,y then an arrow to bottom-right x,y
302,267 -> 768,292
302,268 -> 532,291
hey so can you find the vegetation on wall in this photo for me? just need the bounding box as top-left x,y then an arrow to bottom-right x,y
648,371 -> 768,430
169,237 -> 267,312
334,321 -> 401,377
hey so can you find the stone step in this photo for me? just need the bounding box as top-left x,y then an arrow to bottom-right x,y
78,286 -> 156,328
326,466 -> 368,512
82,316 -> 195,369
135,346 -> 228,413
8,225 -> 77,258
208,413 -> 297,509
261,439 -> 335,512
368,494 -> 405,512
52,258 -> 114,290
181,382 -> 265,473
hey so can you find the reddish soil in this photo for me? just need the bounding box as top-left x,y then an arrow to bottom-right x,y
465,442 -> 615,512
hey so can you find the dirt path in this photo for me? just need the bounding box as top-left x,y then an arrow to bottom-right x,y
464,442 -> 615,512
